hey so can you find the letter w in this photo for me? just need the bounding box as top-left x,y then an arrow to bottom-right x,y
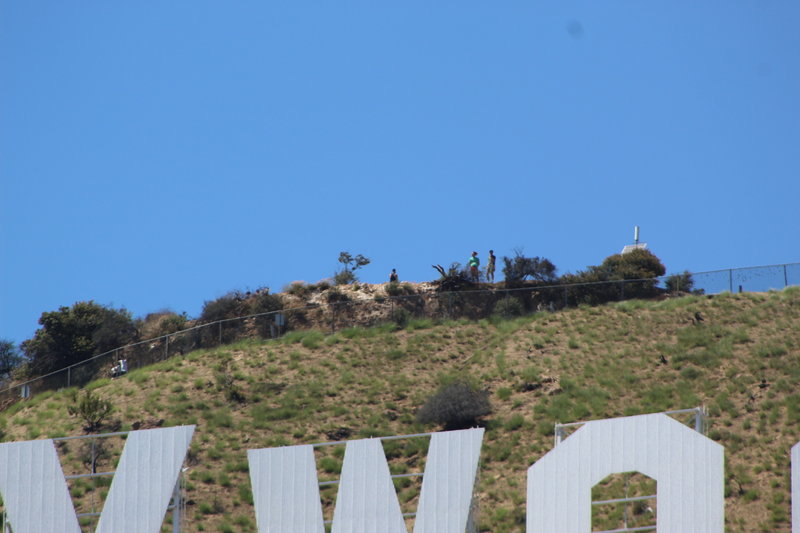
247,428 -> 483,533
0,425 -> 194,533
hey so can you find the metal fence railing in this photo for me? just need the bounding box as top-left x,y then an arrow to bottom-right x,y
1,262 -> 797,410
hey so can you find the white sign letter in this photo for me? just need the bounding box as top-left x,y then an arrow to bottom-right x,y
527,413 -> 723,533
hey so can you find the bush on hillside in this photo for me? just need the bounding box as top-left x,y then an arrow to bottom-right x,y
665,271 -> 695,293
493,297 -> 525,319
139,310 -> 188,339
68,390 -> 113,433
416,380 -> 491,429
199,291 -> 253,346
391,307 -> 412,328
0,339 -> 23,379
334,251 -> 370,285
22,301 -> 137,376
326,288 -> 351,304
385,282 -> 416,298
249,291 -> 283,315
502,250 -> 557,286
563,249 -> 666,305
433,262 -> 477,292
250,291 -> 285,339
200,293 -> 247,323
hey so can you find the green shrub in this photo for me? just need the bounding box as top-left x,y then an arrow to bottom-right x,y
505,413 -> 525,430
502,250 -> 557,285
301,331 -> 324,350
0,339 -> 23,378
250,291 -> 283,315
493,297 -> 525,319
326,289 -> 351,303
334,251 -> 370,285
22,301 -> 137,376
385,282 -> 403,297
563,249 -> 666,305
67,390 -> 113,433
416,380 -> 491,430
665,271 -> 695,293
200,293 -> 245,323
139,310 -> 188,338
386,282 -> 416,297
392,308 -> 411,328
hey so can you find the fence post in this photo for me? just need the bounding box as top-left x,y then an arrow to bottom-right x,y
165,335 -> 169,359
67,367 -> 71,388
785,264 -> 789,287
729,269 -> 733,293
620,280 -> 625,300
218,322 -> 222,344
563,286 -> 568,308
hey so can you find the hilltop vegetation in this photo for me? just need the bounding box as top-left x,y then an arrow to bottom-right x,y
1,288 -> 799,532
6,249 -> 675,384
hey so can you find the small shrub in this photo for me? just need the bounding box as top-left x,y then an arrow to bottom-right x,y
67,390 -> 113,433
680,366 -> 703,380
284,282 -> 311,297
391,308 -> 411,328
502,249 -> 557,285
497,387 -> 512,401
250,291 -> 283,315
416,380 -> 491,430
505,413 -> 525,431
385,349 -> 406,361
385,282 -> 403,297
326,289 -> 351,304
301,331 -> 324,350
200,293 -> 245,323
493,297 -> 525,319
139,310 -> 188,338
665,271 -> 694,293
334,251 -> 370,285
215,362 -> 246,404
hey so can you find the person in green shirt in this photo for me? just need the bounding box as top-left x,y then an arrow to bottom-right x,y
468,251 -> 480,281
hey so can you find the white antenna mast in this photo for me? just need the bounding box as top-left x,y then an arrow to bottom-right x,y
621,226 -> 647,254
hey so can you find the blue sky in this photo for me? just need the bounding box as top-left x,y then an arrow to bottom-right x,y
2,2 -> 798,345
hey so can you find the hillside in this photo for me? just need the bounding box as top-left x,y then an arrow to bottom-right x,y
1,288 -> 799,532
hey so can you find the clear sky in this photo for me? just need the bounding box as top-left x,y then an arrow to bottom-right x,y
2,2 -> 798,346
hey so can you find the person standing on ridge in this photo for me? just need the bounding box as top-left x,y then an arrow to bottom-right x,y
468,251 -> 480,282
389,269 -> 399,283
486,250 -> 496,283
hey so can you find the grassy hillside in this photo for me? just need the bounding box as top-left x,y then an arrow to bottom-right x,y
1,288 -> 799,532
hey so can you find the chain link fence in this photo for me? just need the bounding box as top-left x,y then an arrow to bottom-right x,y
1,262 -> 797,410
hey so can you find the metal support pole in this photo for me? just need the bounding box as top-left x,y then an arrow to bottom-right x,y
165,335 -> 169,359
694,406 -> 705,434
620,280 -> 625,300
785,264 -> 789,288
67,366 -> 71,388
728,269 -> 733,293
172,477 -> 181,533
218,322 -> 223,344
563,286 -> 568,308
554,424 -> 564,446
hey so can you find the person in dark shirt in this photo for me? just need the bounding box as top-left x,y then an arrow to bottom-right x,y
389,269 -> 399,283
486,250 -> 496,282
